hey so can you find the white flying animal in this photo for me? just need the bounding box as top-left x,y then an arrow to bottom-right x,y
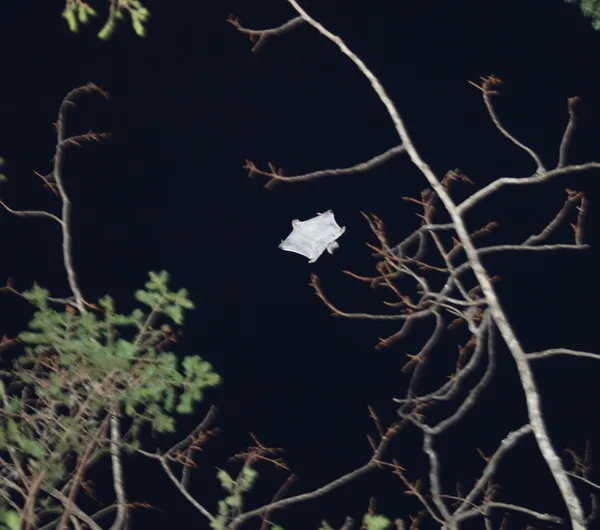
279,210 -> 345,263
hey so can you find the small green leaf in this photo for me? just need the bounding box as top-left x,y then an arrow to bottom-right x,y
132,16 -> 147,38
78,4 -> 89,24
98,21 -> 117,40
62,8 -> 79,33
1,510 -> 20,530
83,3 -> 97,16
115,339 -> 134,361
216,469 -> 235,492
363,514 -> 392,530
137,7 -> 151,21
99,295 -> 115,313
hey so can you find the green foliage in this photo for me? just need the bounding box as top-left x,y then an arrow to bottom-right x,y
0,509 -> 19,530
565,0 -> 600,30
211,466 -> 259,530
0,270 -> 220,490
61,1 -> 97,34
61,0 -> 150,40
363,513 -> 392,530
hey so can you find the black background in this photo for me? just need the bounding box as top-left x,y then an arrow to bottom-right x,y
1,1 -> 600,529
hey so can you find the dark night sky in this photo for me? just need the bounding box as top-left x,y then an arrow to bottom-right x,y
1,1 -> 600,529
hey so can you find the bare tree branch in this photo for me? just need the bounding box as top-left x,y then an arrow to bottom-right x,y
527,348 -> 600,361
227,15 -> 306,54
227,420 -> 403,530
108,415 -> 127,530
458,162 -> 600,214
279,3 -> 589,526
471,75 -> 546,172
243,145 -> 405,189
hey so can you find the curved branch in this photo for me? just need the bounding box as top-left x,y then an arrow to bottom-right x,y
0,200 -> 63,224
246,145 -> 405,189
53,83 -> 110,314
477,75 -> 546,172
527,348 -> 600,361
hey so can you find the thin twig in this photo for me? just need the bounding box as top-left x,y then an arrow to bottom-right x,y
227,15 -> 305,53
458,162 -> 600,214
476,75 -> 546,172
527,348 -> 600,361
244,145 -> 405,189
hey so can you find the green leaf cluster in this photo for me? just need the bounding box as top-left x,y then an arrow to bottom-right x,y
98,1 -> 151,40
565,0 -> 600,30
363,513 -> 392,530
61,1 -> 97,34
0,270 -> 220,487
211,466 -> 259,530
61,1 -> 150,40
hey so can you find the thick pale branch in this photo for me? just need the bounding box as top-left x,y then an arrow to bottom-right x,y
108,415 -> 126,530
